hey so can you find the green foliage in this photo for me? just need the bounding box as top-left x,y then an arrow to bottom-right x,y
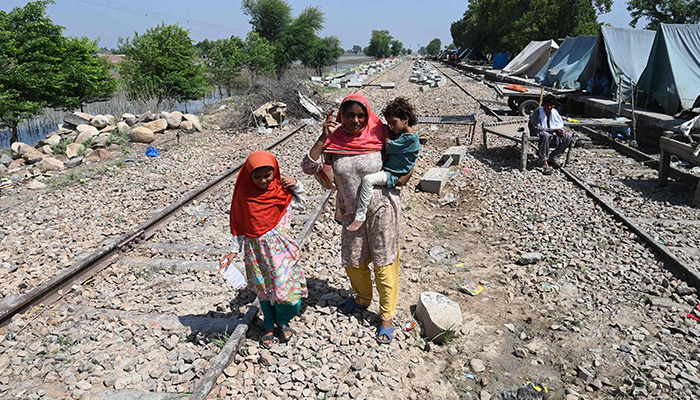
417,46 -> 426,55
62,36 -> 117,111
241,0 -> 325,77
446,43 -> 457,50
451,0 -> 613,55
352,45 -> 362,54
0,1 -> 66,142
51,138 -> 70,155
390,40 -> 404,57
366,30 -> 393,59
302,36 -> 344,75
244,32 -> 275,88
426,38 -> 441,56
118,23 -> 209,105
241,0 -> 292,42
627,0 -> 700,29
206,36 -> 246,96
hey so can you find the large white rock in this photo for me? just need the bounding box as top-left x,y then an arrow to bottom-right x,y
45,135 -> 61,147
143,119 -> 168,133
183,114 -> 202,131
40,145 -> 54,155
90,114 -> 110,129
415,292 -> 463,343
179,121 -> 194,132
65,143 -> 84,159
39,157 -> 64,172
11,142 -> 35,158
116,121 -> 130,136
91,133 -> 110,148
121,113 -> 137,126
130,126 -> 154,143
63,112 -> 92,127
76,124 -> 99,137
75,130 -> 93,144
163,112 -> 181,129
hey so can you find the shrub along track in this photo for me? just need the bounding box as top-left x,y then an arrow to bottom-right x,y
0,61 -> 413,400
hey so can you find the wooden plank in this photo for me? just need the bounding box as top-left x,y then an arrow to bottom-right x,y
660,137 -> 700,163
188,306 -> 258,400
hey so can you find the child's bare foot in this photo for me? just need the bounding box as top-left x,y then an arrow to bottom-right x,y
346,220 -> 364,231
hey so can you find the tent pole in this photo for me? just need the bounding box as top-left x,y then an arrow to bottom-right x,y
630,77 -> 637,147
617,75 -> 623,115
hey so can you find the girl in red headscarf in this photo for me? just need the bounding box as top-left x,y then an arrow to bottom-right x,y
220,151 -> 308,348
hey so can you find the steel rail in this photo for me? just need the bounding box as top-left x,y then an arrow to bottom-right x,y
439,57 -> 700,288
0,123 -> 308,327
433,63 -> 504,122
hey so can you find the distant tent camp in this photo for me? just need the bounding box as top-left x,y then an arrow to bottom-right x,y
534,35 -> 598,90
501,40 -> 559,77
637,24 -> 700,115
581,26 -> 655,103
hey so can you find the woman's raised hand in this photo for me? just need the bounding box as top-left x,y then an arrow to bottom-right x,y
322,109 -> 341,139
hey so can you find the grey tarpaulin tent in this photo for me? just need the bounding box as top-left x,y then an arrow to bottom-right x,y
637,24 -> 700,115
581,26 -> 655,103
534,35 -> 597,90
501,40 -> 559,78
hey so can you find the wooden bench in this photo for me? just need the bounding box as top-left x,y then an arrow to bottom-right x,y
481,119 -> 572,171
659,136 -> 700,207
482,118 -> 631,171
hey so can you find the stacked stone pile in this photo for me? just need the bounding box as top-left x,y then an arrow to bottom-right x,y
311,59 -> 399,89
409,60 -> 446,89
1,110 -> 202,179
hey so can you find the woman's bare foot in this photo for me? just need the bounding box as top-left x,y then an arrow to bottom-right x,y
346,219 -> 364,231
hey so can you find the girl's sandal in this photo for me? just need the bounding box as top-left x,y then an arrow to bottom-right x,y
278,326 -> 294,343
259,331 -> 278,349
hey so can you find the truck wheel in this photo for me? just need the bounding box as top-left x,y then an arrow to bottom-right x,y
518,99 -> 539,116
508,97 -> 519,111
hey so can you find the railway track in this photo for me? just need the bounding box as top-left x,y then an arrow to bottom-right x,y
435,61 -> 700,286
0,60 -> 412,400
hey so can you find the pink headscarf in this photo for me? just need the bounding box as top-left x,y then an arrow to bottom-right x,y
323,94 -> 386,155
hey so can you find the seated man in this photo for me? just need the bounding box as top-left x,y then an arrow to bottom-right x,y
528,94 -> 573,175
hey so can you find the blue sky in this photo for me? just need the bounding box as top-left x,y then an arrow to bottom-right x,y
3,0 -> 637,50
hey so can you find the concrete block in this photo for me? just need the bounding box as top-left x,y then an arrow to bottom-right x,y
311,76 -> 322,82
380,82 -> 396,89
347,82 -> 362,88
440,146 -> 467,165
420,167 -> 450,194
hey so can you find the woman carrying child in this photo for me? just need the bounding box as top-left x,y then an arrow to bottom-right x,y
301,94 -> 414,344
220,151 -> 308,349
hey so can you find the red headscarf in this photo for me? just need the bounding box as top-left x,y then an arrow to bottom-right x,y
229,151 -> 293,238
323,93 -> 387,154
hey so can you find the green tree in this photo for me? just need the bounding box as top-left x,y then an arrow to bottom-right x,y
426,38 -> 441,56
390,40 -> 404,57
241,0 -> 324,77
451,0 -> 612,55
447,43 -> 457,50
195,39 -> 216,56
206,37 -> 246,96
118,23 -> 209,106
244,32 -> 275,89
352,45 -> 362,54
407,48 -> 413,55
241,0 -> 292,42
363,46 -> 369,54
302,36 -> 344,76
418,46 -> 426,55
627,0 -> 700,29
366,30 -> 393,59
62,36 -> 117,112
0,0 -> 70,144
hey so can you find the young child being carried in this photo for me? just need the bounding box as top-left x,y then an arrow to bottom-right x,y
220,151 -> 308,349
347,97 -> 420,231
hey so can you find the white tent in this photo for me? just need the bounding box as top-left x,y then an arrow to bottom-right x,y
501,40 -> 559,77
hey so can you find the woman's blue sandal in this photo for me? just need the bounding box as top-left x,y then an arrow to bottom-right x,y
341,298 -> 367,314
376,325 -> 395,344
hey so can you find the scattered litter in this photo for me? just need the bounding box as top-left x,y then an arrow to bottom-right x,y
459,283 -> 484,296
106,165 -> 119,171
404,321 -> 418,332
687,305 -> 700,322
438,192 -> 455,205
500,382 -> 549,400
463,168 -> 470,173
124,158 -> 135,162
0,178 -> 12,189
454,263 -> 465,268
145,147 -> 159,157
465,373 -> 475,380
567,118 -> 580,123
541,283 -> 560,292
654,236 -> 671,246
